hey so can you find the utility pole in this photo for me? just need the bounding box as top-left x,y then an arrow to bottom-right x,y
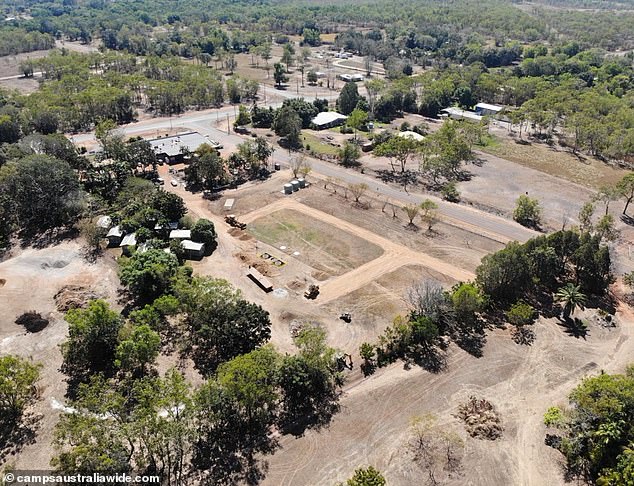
226,114 -> 230,134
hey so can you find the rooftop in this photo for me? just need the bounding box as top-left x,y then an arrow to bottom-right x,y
181,240 -> 205,251
148,132 -> 218,157
169,229 -> 192,239
120,233 -> 137,247
475,102 -> 504,112
312,111 -> 348,127
397,130 -> 425,142
441,107 -> 483,122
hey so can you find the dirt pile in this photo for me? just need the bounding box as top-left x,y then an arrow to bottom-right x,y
54,285 -> 100,312
0,278 -> 5,287
235,252 -> 273,276
457,396 -> 504,440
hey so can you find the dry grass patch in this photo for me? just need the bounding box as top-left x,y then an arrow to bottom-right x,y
480,138 -> 627,189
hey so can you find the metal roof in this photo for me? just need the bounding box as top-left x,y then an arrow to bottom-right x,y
441,107 -> 483,121
475,102 -> 503,112
169,229 -> 191,239
397,131 -> 425,141
120,233 -> 137,247
181,240 -> 205,251
106,225 -> 122,238
148,132 -> 217,157
312,112 -> 348,126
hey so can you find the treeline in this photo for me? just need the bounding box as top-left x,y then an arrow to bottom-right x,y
2,50 -> 258,132
0,27 -> 54,56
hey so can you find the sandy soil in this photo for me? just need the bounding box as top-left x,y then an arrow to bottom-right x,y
0,241 -> 120,470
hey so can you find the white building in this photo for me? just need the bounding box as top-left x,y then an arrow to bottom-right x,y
474,103 -> 503,116
440,107 -> 483,122
311,111 -> 348,129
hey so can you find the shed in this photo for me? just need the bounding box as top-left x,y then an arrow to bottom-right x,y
169,229 -> 192,240
311,111 -> 348,130
148,132 -> 222,164
440,107 -> 483,122
224,199 -> 235,210
106,225 -> 123,247
120,233 -> 137,256
247,267 -> 273,292
182,240 -> 205,260
474,102 -> 503,116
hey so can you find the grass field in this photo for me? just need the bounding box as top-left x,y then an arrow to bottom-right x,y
301,132 -> 340,157
248,208 -> 383,278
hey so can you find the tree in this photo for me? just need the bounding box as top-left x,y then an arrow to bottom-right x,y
78,218 -> 106,258
578,201 -> 595,232
349,183 -> 369,203
545,368 -> 634,483
150,190 -> 186,222
307,70 -> 318,85
476,241 -> 530,302
419,199 -> 439,231
273,62 -> 288,87
338,141 -> 361,167
281,43 -> 295,72
186,144 -> 227,190
337,82 -> 361,116
375,136 -> 421,173
61,300 -> 123,393
451,283 -> 485,322
277,327 -> 342,432
177,277 -> 272,375
402,204 -> 420,225
595,185 -> 621,216
191,218 -> 217,253
119,249 -> 180,304
617,173 -> 634,215
0,355 -> 41,421
302,28 -> 321,47
234,105 -> 251,128
505,301 -> 536,327
345,466 -> 386,486
282,98 -> 318,128
0,155 -> 83,237
346,108 -> 368,140
194,347 -> 279,484
273,105 -> 302,148
595,214 -> 619,242
513,194 -> 542,228
555,283 -> 586,320
441,181 -> 460,202
115,324 -> 160,377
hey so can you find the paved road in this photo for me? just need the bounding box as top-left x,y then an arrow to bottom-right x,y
70,106 -> 537,244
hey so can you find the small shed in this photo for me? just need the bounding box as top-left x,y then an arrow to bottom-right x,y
311,111 -> 348,130
169,229 -> 192,240
224,199 -> 235,211
182,240 -> 205,260
247,267 -> 273,292
120,233 -> 137,256
106,225 -> 123,247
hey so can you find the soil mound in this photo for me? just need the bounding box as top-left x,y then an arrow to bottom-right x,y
54,285 -> 99,312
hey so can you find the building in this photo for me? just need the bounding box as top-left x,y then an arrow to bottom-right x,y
247,266 -> 273,292
337,73 -> 364,82
106,225 -> 123,247
97,215 -> 112,229
440,107 -> 483,122
181,240 -> 205,260
474,103 -> 503,117
169,229 -> 192,240
397,130 -> 425,142
311,111 -> 348,130
120,233 -> 137,256
148,132 -> 223,164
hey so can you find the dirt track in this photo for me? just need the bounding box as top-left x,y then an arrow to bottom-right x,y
241,198 -> 474,303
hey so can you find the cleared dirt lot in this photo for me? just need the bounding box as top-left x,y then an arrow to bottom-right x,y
0,241 -> 120,470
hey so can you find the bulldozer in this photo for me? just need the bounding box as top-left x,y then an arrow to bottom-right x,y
304,284 -> 320,300
225,214 -> 247,230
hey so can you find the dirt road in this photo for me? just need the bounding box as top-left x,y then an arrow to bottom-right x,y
241,198 -> 474,303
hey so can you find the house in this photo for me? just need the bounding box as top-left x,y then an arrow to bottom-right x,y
148,132 -> 222,164
337,73 -> 364,82
106,225 -> 123,247
474,103 -> 503,117
314,71 -> 327,79
311,111 -> 348,130
120,233 -> 137,256
169,229 -> 192,240
181,240 -> 205,260
397,130 -> 425,142
440,107 -> 483,122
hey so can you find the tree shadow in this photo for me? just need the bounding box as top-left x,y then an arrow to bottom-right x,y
0,411 -> 42,463
278,396 -> 341,437
451,323 -> 487,357
405,345 -> 448,373
375,169 -> 420,187
558,317 -> 588,339
620,213 -> 634,226
20,226 -> 79,250
512,326 -> 536,346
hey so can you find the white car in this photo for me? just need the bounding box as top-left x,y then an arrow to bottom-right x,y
170,180 -> 178,187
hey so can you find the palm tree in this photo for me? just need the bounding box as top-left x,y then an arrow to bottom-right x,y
555,283 -> 587,320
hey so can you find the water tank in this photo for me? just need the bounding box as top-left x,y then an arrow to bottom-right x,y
283,183 -> 293,195
274,162 -> 281,171
291,180 -> 300,192
298,178 -> 306,188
